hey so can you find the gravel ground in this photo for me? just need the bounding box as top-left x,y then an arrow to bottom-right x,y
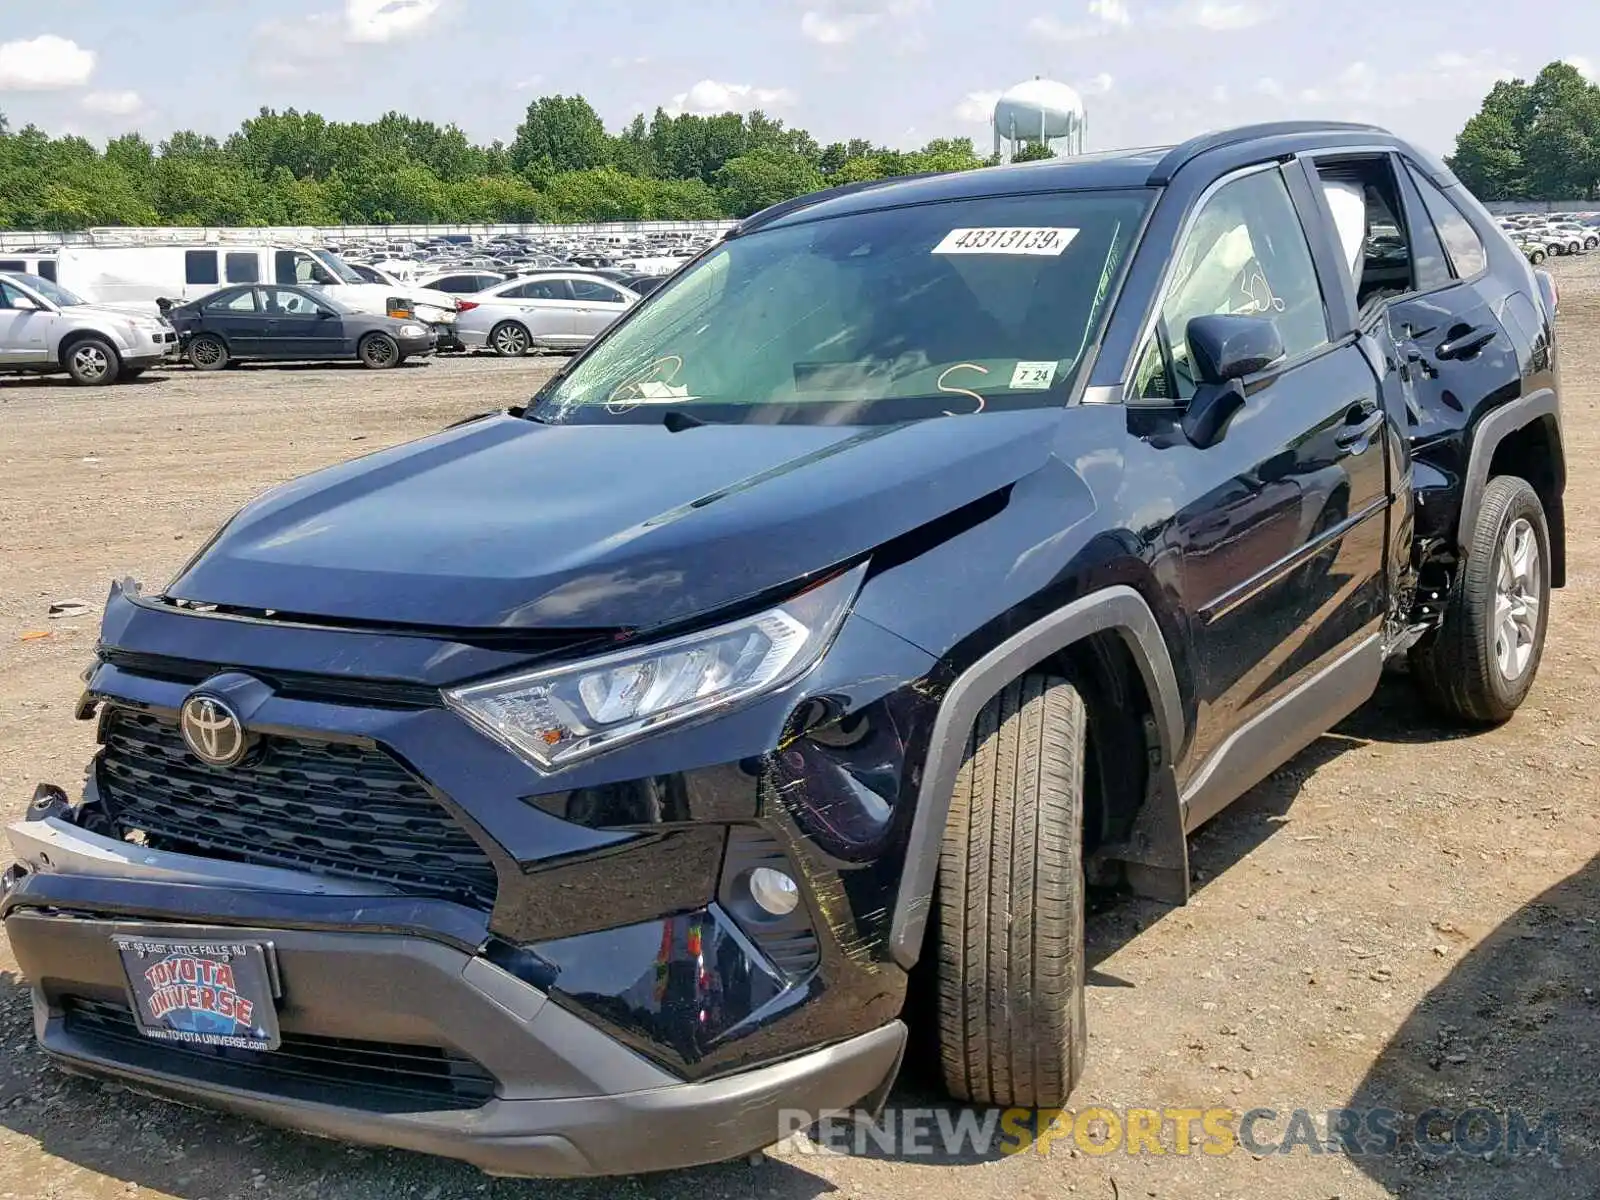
2,269 -> 1599,1200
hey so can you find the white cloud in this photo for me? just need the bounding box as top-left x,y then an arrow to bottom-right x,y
800,10 -> 880,44
1566,56 -> 1595,81
344,0 -> 443,43
81,90 -> 142,115
1080,71 -> 1115,94
666,79 -> 796,117
0,35 -> 95,90
955,89 -> 1003,123
1254,76 -> 1284,98
1088,0 -> 1132,25
1177,1 -> 1267,30
511,76 -> 543,91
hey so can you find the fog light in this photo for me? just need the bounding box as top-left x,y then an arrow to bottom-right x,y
748,867 -> 800,917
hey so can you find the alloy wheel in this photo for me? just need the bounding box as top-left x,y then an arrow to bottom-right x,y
73,344 -> 110,381
1493,517 -> 1541,682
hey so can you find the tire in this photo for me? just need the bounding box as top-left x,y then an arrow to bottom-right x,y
186,335 -> 229,371
1410,476 -> 1550,724
63,336 -> 119,387
1530,250 -> 1546,265
935,674 -> 1087,1109
359,332 -> 400,370
489,321 -> 531,358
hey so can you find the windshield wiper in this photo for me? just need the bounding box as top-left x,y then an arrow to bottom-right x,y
662,409 -> 706,432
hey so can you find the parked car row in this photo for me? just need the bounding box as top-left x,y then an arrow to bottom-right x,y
0,259 -> 652,383
1496,212 -> 1600,264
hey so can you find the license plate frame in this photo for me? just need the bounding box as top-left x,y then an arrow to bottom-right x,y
113,936 -> 281,1052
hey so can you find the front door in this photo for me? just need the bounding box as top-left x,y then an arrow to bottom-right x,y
1128,163 -> 1390,802
567,278 -> 633,341
0,279 -> 52,364
260,288 -> 344,358
199,287 -> 265,357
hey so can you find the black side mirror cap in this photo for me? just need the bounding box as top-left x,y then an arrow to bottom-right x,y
1187,313 -> 1285,386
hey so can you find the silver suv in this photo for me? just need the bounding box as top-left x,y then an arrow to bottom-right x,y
0,272 -> 178,386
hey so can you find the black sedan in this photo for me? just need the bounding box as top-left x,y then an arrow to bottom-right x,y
168,284 -> 436,370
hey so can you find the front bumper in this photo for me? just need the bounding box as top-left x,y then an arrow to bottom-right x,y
398,334 -> 438,358
3,869 -> 904,1177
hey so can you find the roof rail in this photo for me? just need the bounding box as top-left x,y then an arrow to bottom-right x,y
1147,121 -> 1389,185
735,173 -> 941,235
80,226 -> 327,248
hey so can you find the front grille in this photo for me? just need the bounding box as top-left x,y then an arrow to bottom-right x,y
97,709 -> 499,910
63,998 -> 496,1113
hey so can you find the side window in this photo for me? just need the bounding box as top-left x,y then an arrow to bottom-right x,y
274,250 -> 298,285
477,274 -> 504,291
1393,168 -> 1452,292
1408,170 -> 1488,279
512,279 -> 571,301
571,280 -> 625,303
263,288 -> 323,315
185,250 -> 220,286
433,275 -> 474,293
1157,168 -> 1329,398
204,289 -> 257,313
225,252 -> 260,284
0,280 -> 28,308
37,260 -> 56,282
0,260 -> 23,272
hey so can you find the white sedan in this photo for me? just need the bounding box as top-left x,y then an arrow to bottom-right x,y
456,273 -> 640,356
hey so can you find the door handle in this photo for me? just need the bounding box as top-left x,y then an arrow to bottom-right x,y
1436,325 -> 1495,360
1334,398 -> 1383,451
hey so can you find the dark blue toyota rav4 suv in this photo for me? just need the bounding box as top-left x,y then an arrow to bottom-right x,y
3,123 -> 1565,1176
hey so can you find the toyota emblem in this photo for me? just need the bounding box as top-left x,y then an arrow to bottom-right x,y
179,694 -> 249,767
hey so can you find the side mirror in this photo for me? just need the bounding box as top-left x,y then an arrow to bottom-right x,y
11,296 -> 39,312
1180,314 -> 1285,448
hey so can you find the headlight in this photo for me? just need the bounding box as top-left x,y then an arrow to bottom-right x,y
445,564 -> 866,769
400,324 -> 426,338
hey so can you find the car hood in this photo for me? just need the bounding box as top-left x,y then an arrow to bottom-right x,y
166,409 -> 1062,631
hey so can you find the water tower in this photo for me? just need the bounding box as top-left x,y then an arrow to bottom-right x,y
993,77 -> 1086,161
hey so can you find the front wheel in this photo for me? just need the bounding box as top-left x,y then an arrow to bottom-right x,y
359,332 -> 400,370
1530,249 -> 1547,265
64,337 -> 119,386
1410,476 -> 1551,724
935,674 -> 1087,1108
490,321 -> 531,358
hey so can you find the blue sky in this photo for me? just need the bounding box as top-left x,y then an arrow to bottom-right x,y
0,0 -> 1594,157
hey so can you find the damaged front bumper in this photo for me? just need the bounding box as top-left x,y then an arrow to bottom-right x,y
3,812 -> 906,1177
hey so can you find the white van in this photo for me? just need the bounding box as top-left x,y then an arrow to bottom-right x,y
0,252 -> 59,283
54,244 -> 459,333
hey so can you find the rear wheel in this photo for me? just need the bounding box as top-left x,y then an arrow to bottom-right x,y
1530,249 -> 1547,265
186,335 -> 228,371
1411,476 -> 1550,723
64,337 -> 119,386
935,674 -> 1087,1108
359,332 -> 400,370
490,321 -> 531,357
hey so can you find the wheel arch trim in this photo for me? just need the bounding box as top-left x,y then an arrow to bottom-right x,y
886,585 -> 1183,968
1459,386 -> 1563,573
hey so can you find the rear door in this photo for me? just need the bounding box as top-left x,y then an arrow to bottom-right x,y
505,278 -> 579,344
1385,161 -> 1522,536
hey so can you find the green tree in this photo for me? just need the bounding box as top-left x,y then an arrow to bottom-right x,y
510,95 -> 611,177
715,148 -> 824,217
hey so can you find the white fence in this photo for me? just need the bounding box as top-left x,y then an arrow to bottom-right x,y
0,220 -> 737,251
